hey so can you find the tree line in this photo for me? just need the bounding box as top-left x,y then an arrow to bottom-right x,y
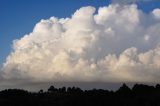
1,83 -> 160,106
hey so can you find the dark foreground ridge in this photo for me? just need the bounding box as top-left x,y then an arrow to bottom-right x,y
1,83 -> 160,106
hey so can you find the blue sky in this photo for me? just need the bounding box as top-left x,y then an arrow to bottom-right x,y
0,0 -> 160,67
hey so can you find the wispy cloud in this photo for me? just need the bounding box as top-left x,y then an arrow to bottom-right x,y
112,0 -> 157,4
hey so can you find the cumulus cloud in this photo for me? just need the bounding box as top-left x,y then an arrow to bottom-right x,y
152,9 -> 160,19
2,4 -> 160,83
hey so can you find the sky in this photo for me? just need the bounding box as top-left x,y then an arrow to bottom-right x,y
0,0 -> 110,66
1,0 -> 160,90
1,0 -> 160,66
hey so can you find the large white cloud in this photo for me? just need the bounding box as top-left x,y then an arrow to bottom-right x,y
2,4 -> 160,83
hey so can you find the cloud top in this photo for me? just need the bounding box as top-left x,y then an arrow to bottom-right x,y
2,4 -> 160,83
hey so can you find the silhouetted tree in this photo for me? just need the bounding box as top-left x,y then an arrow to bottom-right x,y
39,89 -> 43,93
0,83 -> 160,106
118,83 -> 131,92
67,87 -> 72,93
48,86 -> 57,92
59,87 -> 66,93
156,84 -> 160,89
